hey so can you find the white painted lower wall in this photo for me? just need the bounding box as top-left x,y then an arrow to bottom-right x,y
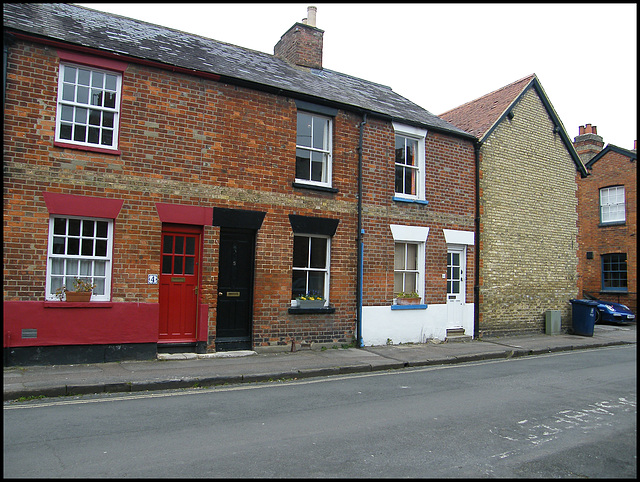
361,303 -> 474,346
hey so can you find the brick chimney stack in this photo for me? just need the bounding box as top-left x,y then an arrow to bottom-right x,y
274,6 -> 323,70
573,124 -> 604,163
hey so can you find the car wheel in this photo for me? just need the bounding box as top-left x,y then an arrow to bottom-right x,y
595,309 -> 602,324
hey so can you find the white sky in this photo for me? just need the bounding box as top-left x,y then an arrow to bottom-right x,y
77,3 -> 637,149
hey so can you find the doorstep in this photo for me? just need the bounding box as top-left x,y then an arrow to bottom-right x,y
157,350 -> 257,360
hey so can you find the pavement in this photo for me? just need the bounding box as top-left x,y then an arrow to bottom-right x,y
4,323 -> 636,402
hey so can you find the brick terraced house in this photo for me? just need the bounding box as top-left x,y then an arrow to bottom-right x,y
3,4 -> 476,365
573,125 -> 637,313
441,75 -> 589,336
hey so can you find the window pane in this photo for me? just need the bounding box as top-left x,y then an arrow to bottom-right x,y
293,236 -> 309,268
162,255 -> 172,274
94,261 -> 106,276
66,259 -> 78,275
54,218 -> 66,235
308,271 -> 325,297
312,117 -> 328,150
394,244 -> 405,270
310,237 -> 327,268
62,84 -> 75,102
94,278 -> 105,296
297,112 -> 312,147
174,236 -> 184,255
67,237 -> 80,255
63,66 -> 76,83
406,138 -> 418,167
92,71 -> 104,88
77,69 -> 91,86
103,111 -> 114,128
60,123 -> 72,140
96,221 -> 108,238
185,257 -> 195,275
163,235 -> 173,254
79,259 -> 92,276
81,238 -> 94,256
394,272 -> 403,294
51,258 -> 64,275
75,107 -> 87,124
61,105 -> 74,122
395,136 -> 405,164
296,148 -> 310,180
77,86 -> 89,104
91,90 -> 103,106
185,237 -> 195,255
104,92 -> 116,109
395,166 -> 404,193
105,74 -> 117,91
89,109 -> 101,126
68,219 -> 81,236
173,257 -> 183,275
291,270 -> 307,298
73,124 -> 86,142
88,127 -> 100,144
404,272 -> 417,293
82,220 -> 94,236
101,129 -> 113,146
406,244 -> 417,270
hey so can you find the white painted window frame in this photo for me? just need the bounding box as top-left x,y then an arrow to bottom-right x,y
600,186 -> 625,224
291,233 -> 331,305
45,215 -> 114,301
390,224 -> 429,301
392,122 -> 427,201
55,63 -> 122,150
295,112 -> 333,188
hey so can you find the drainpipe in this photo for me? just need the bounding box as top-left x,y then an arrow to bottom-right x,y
473,140 -> 480,339
356,113 -> 367,348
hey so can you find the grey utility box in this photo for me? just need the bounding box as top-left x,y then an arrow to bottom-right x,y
545,310 -> 561,335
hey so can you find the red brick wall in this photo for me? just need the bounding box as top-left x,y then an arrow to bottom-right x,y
577,150 -> 637,313
360,122 -> 476,306
3,39 -> 357,348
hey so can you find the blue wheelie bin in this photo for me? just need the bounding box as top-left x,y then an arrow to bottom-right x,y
569,299 -> 599,336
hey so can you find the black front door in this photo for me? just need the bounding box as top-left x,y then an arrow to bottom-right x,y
216,228 -> 255,351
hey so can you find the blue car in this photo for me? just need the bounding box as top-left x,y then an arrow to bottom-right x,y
593,300 -> 636,324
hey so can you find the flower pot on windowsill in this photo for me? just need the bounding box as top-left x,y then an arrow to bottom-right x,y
296,299 -> 326,309
396,297 -> 421,305
64,290 -> 92,302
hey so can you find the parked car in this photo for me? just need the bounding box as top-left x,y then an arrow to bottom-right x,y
593,300 -> 636,324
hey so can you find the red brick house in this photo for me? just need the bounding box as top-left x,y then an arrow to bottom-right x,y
3,4 -> 476,364
574,125 -> 637,313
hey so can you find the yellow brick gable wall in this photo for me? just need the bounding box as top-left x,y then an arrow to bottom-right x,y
478,88 -> 579,336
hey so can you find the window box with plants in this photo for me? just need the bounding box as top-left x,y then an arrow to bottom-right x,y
55,277 -> 96,302
294,292 -> 326,309
394,292 -> 422,305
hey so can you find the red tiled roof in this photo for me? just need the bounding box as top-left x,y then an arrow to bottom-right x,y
439,74 -> 536,140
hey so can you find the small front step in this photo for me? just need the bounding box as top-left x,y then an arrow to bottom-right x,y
445,328 -> 472,343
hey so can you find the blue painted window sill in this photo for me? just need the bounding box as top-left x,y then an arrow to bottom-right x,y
392,196 -> 429,205
391,304 -> 428,310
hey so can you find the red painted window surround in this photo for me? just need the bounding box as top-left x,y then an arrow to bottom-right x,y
54,49 -> 126,155
43,191 -> 124,219
56,49 -> 128,72
155,203 -> 214,226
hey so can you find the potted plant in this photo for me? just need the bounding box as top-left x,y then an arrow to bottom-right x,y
395,291 -> 421,305
55,277 -> 96,302
295,292 -> 326,309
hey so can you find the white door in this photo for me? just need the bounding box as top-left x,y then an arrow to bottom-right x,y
447,246 -> 466,326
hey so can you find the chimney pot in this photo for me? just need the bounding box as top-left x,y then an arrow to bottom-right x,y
307,6 -> 317,27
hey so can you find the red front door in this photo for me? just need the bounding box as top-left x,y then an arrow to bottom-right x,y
159,225 -> 201,342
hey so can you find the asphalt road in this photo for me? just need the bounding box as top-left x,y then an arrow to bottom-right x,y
3,345 -> 636,478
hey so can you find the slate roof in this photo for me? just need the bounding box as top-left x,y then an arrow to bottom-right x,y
440,74 -> 588,176
3,3 -> 473,140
